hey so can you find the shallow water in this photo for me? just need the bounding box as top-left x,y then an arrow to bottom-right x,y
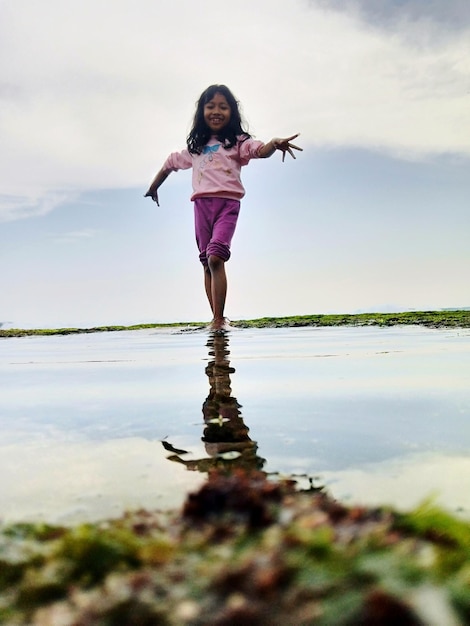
1,325 -> 469,524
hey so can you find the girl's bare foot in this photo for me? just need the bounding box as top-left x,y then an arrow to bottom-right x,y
209,317 -> 231,332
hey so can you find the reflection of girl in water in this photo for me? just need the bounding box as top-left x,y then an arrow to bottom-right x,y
203,332 -> 265,471
166,333 -> 265,473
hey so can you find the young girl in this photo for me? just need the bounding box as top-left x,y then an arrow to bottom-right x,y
145,84 -> 302,331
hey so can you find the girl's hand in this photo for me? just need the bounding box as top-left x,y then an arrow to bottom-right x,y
144,187 -> 160,206
273,134 -> 303,162
144,169 -> 170,205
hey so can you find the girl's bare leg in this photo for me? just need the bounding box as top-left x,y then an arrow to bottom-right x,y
207,254 -> 227,329
204,266 -> 214,315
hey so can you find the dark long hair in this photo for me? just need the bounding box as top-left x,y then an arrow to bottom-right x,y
186,84 -> 251,154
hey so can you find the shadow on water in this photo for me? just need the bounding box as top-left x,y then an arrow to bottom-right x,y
163,332 -> 267,474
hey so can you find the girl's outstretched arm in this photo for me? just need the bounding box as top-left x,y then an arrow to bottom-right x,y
258,133 -> 302,162
144,168 -> 171,206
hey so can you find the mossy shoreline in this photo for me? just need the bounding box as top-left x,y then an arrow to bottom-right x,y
1,309 -> 469,338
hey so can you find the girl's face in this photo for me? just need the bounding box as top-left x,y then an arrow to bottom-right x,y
203,92 -> 231,133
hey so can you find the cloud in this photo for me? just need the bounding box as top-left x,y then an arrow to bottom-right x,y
1,0 -> 469,222
48,228 -> 99,244
0,191 -> 74,223
315,0 -> 470,32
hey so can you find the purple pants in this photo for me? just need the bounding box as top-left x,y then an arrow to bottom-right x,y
194,197 -> 241,267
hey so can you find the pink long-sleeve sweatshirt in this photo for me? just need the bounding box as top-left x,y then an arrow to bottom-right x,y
162,136 -> 265,201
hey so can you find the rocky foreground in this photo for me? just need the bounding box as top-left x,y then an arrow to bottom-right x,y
2,470 -> 470,625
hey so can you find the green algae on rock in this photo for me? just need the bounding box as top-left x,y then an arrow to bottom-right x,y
1,310 -> 469,338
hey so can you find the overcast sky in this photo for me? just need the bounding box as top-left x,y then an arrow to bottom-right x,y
1,0 -> 469,328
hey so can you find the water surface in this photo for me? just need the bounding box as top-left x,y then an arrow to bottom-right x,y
1,326 -> 469,524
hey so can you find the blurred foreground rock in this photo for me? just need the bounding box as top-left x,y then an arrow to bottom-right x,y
1,469 -> 469,625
